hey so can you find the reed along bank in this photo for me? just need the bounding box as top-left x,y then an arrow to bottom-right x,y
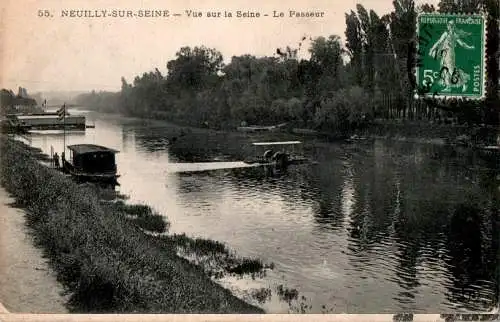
0,136 -> 265,313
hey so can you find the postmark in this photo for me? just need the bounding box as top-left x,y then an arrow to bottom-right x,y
414,12 -> 487,101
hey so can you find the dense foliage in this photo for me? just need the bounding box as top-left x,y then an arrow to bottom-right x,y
73,0 -> 499,131
0,89 -> 39,114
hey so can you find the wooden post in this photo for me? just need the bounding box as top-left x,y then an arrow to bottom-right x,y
63,103 -> 66,155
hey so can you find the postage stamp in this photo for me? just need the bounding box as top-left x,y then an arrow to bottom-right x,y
415,13 -> 487,100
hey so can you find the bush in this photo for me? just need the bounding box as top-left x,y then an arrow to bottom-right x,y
108,201 -> 169,233
131,214 -> 168,233
314,86 -> 372,134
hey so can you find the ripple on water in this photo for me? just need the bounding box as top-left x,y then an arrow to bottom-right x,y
24,115 -> 499,313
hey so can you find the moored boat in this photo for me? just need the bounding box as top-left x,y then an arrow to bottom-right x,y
15,114 -> 86,130
62,144 -> 120,184
244,141 -> 314,169
237,123 -> 287,133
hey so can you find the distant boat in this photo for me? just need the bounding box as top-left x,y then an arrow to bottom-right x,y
62,144 -> 120,184
237,123 -> 287,133
244,141 -> 314,169
6,102 -> 87,130
15,114 -> 86,130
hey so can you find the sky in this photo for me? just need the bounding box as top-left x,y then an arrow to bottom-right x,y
1,0 -> 439,93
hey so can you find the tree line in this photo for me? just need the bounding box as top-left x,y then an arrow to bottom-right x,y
74,0 -> 499,134
0,88 -> 39,114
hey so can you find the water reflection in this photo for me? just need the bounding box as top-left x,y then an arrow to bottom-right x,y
445,201 -> 498,310
24,112 -> 498,313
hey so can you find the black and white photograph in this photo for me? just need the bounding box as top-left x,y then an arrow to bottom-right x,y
0,0 -> 499,320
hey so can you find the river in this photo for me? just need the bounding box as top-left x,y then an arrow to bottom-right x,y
23,110 -> 499,313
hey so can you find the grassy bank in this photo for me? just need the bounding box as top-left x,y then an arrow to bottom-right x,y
355,120 -> 499,146
0,136 -> 266,313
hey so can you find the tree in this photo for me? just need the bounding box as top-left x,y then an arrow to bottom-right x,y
72,0 -> 498,132
166,46 -> 224,92
356,4 -> 375,91
419,3 -> 436,12
345,10 -> 364,86
309,35 -> 346,91
0,89 -> 15,113
314,86 -> 372,134
387,0 -> 417,118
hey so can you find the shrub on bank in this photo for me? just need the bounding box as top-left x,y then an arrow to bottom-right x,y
130,213 -> 167,233
106,200 -> 169,233
167,233 -> 271,276
0,137 -> 264,313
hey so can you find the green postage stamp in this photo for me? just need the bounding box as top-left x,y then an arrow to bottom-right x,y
415,13 -> 487,100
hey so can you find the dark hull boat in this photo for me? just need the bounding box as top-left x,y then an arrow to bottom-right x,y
62,144 -> 120,184
244,156 -> 310,166
63,161 -> 120,183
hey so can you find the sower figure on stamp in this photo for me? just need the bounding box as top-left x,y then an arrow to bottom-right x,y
429,20 -> 474,92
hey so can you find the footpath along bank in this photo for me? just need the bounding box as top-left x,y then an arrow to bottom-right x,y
0,136 -> 268,313
0,186 -> 68,313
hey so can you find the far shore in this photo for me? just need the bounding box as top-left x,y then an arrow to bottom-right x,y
75,108 -> 499,148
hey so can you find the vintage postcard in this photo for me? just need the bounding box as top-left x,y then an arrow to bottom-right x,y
0,0 -> 499,321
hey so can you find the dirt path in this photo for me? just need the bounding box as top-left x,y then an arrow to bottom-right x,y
0,187 -> 68,313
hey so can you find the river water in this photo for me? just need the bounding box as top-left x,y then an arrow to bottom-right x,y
25,110 -> 498,313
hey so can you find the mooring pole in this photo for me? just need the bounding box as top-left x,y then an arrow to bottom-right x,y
63,103 -> 66,154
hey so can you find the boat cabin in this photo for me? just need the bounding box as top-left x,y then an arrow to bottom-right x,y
64,144 -> 119,180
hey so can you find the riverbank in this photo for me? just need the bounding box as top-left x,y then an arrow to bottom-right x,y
354,120 -> 499,146
0,136 -> 267,313
81,109 -> 499,148
0,186 -> 68,313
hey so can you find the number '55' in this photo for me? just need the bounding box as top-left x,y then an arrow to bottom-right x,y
38,10 -> 51,17
422,70 -> 440,86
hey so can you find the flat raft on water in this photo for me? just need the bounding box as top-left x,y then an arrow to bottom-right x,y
243,141 -> 316,167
